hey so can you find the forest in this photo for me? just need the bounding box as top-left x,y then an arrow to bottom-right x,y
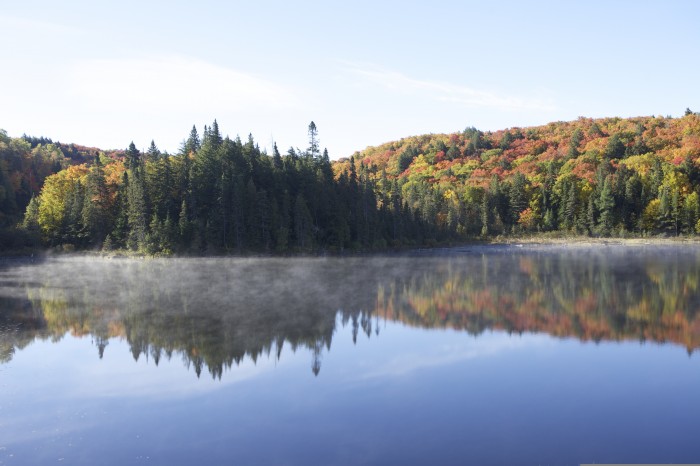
2,111 -> 700,253
1,122 -> 419,253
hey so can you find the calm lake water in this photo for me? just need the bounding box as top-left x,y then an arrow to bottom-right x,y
1,245 -> 700,465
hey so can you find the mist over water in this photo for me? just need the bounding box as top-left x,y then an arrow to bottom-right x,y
1,245 -> 700,465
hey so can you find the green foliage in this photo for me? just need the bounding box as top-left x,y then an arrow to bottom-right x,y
13,113 -> 700,252
596,176 -> 615,235
604,133 -> 626,160
396,146 -> 417,173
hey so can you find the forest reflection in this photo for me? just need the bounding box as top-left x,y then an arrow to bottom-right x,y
1,247 -> 699,378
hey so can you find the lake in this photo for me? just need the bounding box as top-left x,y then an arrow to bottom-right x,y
1,245 -> 700,465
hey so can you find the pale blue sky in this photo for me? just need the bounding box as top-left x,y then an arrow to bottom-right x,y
1,0 -> 698,158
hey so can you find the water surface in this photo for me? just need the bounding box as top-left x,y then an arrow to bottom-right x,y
1,245 -> 700,465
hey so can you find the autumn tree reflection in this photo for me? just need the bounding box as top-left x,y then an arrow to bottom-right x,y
0,248 -> 699,378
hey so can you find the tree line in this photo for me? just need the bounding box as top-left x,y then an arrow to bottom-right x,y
18,121 -> 426,254
5,113 -> 700,253
336,113 -> 700,240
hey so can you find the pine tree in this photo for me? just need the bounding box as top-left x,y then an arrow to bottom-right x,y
586,195 -> 596,235
597,176 -> 614,236
657,185 -> 674,234
22,195 -> 41,236
82,157 -> 111,246
209,119 -> 223,148
183,125 -> 201,155
127,170 -> 147,251
178,199 -> 192,248
125,142 -> 141,171
480,190 -> 490,237
146,140 -> 161,162
294,193 -> 313,251
63,180 -> 85,245
567,128 -> 583,159
604,133 -> 625,160
559,181 -> 577,231
308,121 -> 319,158
111,172 -> 129,248
624,175 -> 643,231
508,173 -> 528,227
272,142 -> 283,170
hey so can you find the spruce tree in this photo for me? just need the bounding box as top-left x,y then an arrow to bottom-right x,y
184,125 -> 201,155
308,121 -> 319,158
597,176 -> 615,236
508,173 -> 528,228
125,142 -> 141,171
146,140 -> 161,162
82,158 -> 111,246
127,170 -> 147,251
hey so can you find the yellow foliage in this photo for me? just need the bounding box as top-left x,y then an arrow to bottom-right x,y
642,199 -> 661,231
662,166 -> 690,195
38,164 -> 88,238
621,153 -> 657,177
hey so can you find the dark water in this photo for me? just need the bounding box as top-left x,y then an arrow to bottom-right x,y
1,245 -> 700,465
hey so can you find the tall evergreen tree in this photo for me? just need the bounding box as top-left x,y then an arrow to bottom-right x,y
597,176 -> 615,236
125,142 -> 141,171
294,193 -> 313,251
127,169 -> 147,250
146,140 -> 161,162
308,121 -> 319,158
183,125 -> 201,155
508,173 -> 528,228
82,157 -> 111,246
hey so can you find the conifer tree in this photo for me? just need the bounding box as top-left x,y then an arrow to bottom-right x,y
183,125 -> 201,155
125,142 -> 141,171
597,176 -> 615,236
127,170 -> 147,250
308,121 -> 319,158
508,173 -> 528,227
82,157 -> 111,246
294,193 -> 313,251
146,140 -> 161,162
22,195 -> 40,235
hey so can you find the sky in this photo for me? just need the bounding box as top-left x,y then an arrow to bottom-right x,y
1,0 -> 699,158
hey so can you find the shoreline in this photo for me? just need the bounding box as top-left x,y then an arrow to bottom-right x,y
486,235 -> 700,247
3,236 -> 700,261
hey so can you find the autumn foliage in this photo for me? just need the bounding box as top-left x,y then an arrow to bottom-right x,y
335,113 -> 700,239
4,112 -> 700,253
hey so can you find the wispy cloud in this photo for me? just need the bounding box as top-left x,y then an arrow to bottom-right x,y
344,62 -> 555,112
355,332 -> 551,381
69,56 -> 301,114
0,14 -> 80,36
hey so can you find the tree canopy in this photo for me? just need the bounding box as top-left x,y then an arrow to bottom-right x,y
5,112 -> 700,253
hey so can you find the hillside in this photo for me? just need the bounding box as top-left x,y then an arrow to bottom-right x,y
3,113 -> 700,254
334,112 -> 700,238
3,122 -> 414,253
0,130 -> 123,227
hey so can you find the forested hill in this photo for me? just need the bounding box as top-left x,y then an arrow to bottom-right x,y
4,121 -> 418,253
2,112 -> 700,254
335,111 -> 700,238
0,131 -> 122,226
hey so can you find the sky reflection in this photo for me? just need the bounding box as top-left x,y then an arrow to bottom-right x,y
2,248 -> 700,464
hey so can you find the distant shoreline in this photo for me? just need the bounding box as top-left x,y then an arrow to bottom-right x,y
3,236 -> 700,260
486,235 -> 700,247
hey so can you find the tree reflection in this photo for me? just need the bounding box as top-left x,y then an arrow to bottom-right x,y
0,247 -> 699,379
